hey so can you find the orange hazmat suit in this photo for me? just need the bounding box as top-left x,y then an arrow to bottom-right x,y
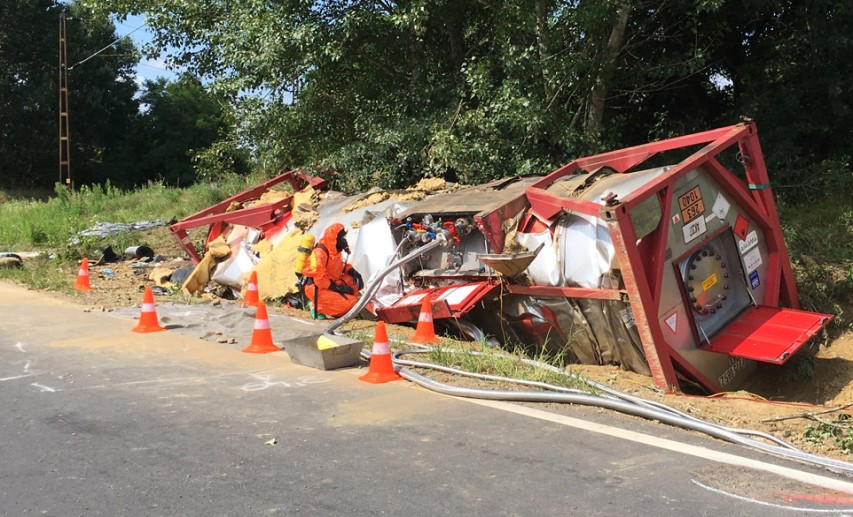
302,223 -> 360,318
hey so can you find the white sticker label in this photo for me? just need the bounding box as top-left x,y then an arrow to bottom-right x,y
664,313 -> 678,334
619,308 -> 636,329
712,193 -> 731,220
738,230 -> 759,255
682,215 -> 707,244
743,247 -> 763,273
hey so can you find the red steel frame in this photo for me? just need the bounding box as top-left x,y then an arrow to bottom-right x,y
525,121 -> 799,393
170,170 -> 326,264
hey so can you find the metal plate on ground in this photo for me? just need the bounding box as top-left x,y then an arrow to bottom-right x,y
283,334 -> 364,370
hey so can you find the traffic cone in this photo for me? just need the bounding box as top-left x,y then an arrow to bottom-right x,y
132,286 -> 165,333
411,295 -> 439,344
242,301 -> 279,353
359,321 -> 402,384
242,271 -> 259,308
74,257 -> 92,291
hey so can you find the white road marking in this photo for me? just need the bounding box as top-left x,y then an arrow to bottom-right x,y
0,374 -> 34,381
691,479 -> 853,514
14,342 -> 25,352
464,398 -> 853,495
241,373 -> 330,392
31,383 -> 57,393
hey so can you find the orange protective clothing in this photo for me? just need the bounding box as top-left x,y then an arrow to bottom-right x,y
302,223 -> 360,318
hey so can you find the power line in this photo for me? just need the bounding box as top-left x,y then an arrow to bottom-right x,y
68,23 -> 146,70
139,61 -> 172,72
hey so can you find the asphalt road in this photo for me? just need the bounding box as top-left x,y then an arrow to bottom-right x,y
2,283 -> 853,516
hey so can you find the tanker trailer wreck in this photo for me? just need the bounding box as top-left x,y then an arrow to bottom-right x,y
172,123 -> 832,395
374,121 -> 832,394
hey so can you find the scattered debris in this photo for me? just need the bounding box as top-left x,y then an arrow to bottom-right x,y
169,267 -> 193,286
94,246 -> 119,265
124,245 -> 155,259
182,237 -> 231,295
0,253 -> 23,269
69,220 -> 167,245
149,268 -> 174,286
167,125 -> 831,395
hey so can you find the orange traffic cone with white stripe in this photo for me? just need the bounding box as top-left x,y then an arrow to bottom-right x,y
74,257 -> 92,291
132,286 -> 165,333
242,301 -> 279,353
411,295 -> 439,344
242,271 -> 259,308
359,321 -> 402,384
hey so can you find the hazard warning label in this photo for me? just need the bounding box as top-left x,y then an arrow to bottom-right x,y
664,312 -> 678,334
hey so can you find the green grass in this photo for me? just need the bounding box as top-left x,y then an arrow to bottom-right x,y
779,194 -> 853,330
425,341 -> 593,392
0,174 -> 269,254
0,255 -> 75,293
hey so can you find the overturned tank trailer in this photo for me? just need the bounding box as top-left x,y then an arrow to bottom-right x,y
173,122 -> 832,394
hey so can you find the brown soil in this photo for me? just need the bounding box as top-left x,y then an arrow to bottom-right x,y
15,226 -> 853,462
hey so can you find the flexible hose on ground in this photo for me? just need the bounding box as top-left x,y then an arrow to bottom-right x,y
353,345 -> 853,475
394,347 -> 799,451
329,233 -> 851,473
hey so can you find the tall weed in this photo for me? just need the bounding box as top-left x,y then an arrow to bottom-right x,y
780,195 -> 853,329
0,181 -> 240,251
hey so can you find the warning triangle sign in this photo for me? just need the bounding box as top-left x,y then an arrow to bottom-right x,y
664,313 -> 678,334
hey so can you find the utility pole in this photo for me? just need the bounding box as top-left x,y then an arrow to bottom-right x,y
58,13 -> 71,189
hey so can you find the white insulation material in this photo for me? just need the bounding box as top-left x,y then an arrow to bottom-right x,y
351,213 -> 405,308
556,213 -> 615,289
515,219 -> 616,290
515,231 -> 561,286
525,166 -> 670,289
211,242 -> 261,289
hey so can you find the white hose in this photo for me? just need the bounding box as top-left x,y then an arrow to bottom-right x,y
353,346 -> 853,475
326,230 -> 853,474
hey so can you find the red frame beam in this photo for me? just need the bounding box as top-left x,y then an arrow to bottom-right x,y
506,285 -> 627,301
170,170 -> 326,264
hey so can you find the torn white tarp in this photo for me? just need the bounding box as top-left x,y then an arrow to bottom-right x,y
551,166 -> 670,289
351,212 -> 404,308
555,213 -> 614,289
211,242 -> 261,289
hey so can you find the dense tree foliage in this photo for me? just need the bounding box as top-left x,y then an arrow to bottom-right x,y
0,0 -> 238,190
77,0 -> 852,197
5,1 -> 851,198
137,75 -> 248,185
0,0 -> 139,188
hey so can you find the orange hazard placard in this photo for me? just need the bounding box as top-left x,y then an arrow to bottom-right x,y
678,186 -> 705,222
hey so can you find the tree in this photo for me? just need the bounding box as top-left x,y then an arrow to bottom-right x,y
722,0 -> 853,198
136,75 -> 243,186
0,0 -> 141,189
80,0 -> 853,197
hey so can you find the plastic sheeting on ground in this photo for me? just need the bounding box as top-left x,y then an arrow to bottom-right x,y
69,219 -> 168,245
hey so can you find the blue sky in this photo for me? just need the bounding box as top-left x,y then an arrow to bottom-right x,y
112,14 -> 180,85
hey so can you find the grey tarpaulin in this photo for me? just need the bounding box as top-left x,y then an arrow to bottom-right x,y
69,220 -> 168,245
